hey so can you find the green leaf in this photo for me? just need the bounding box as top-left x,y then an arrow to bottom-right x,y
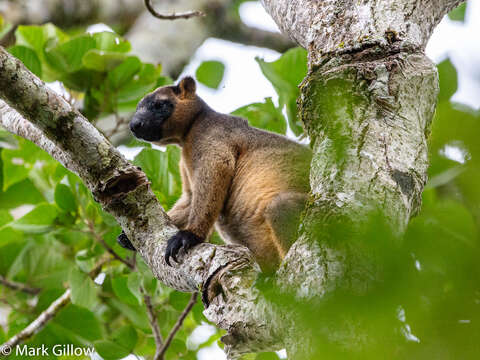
0,129 -> 18,149
107,298 -> 150,331
256,352 -> 280,360
60,68 -> 104,92
0,179 -> 44,209
94,340 -> 130,360
10,203 -> 58,233
18,241 -> 70,288
116,63 -> 159,103
82,49 -> 128,72
0,230 -> 24,274
108,56 -> 142,89
133,147 -> 181,207
448,2 -> 467,22
93,32 -> 131,53
53,304 -> 102,342
437,58 -> 457,102
169,291 -> 191,311
112,325 -> 137,352
15,24 -> 67,53
256,47 -> 307,135
0,210 -> 13,227
9,45 -> 42,77
195,60 -> 225,89
112,275 -> 140,305
1,149 -> 31,191
232,98 -> 287,134
127,272 -> 143,305
70,268 -> 97,309
15,25 -> 48,53
45,34 -> 96,73
54,183 -> 77,212
1,137 -> 52,190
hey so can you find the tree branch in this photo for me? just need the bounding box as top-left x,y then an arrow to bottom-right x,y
0,46 -> 277,356
144,0 -> 204,20
0,258 -> 110,350
204,2 -> 295,53
261,0 -> 466,65
157,292 -> 198,360
85,219 -> 135,269
141,287 -> 164,358
0,275 -> 40,295
1,290 -> 71,352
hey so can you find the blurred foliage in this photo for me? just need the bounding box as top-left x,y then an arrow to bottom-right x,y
448,2 -> 467,22
256,47 -> 308,136
7,23 -> 171,121
0,15 -> 13,41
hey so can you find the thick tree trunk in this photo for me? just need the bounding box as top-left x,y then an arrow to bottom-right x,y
261,0 -> 465,358
0,0 -> 465,358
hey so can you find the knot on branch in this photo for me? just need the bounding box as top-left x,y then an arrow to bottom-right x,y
93,166 -> 149,204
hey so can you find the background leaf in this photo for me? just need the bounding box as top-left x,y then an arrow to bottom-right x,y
195,60 -> 225,89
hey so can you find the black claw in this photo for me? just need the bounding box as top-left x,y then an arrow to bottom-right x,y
164,230 -> 203,266
117,231 -> 136,251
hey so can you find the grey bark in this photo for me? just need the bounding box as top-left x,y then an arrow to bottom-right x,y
0,0 -> 466,357
260,0 -> 465,358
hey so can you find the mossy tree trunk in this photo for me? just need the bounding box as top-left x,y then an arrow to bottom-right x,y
0,0 -> 465,358
261,0 -> 464,357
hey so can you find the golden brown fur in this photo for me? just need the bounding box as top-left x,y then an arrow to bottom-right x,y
127,77 -> 311,271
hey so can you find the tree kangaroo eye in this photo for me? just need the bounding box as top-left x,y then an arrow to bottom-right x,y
153,100 -> 171,111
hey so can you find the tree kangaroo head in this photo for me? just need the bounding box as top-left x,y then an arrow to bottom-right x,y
129,76 -> 203,144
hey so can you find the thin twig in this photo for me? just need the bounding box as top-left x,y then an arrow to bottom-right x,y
0,275 -> 40,295
105,112 -> 129,139
156,292 -> 198,360
141,286 -> 163,358
144,0 -> 204,20
0,258 -> 110,351
86,220 -> 135,269
1,289 -> 72,352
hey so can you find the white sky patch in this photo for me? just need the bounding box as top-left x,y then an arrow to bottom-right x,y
197,342 -> 227,360
46,81 -> 70,98
94,272 -> 106,285
440,144 -> 468,164
86,23 -> 114,34
426,1 -> 480,109
116,145 -> 143,160
415,260 -> 422,271
187,323 -> 217,349
10,204 -> 35,220
180,38 -> 280,114
397,306 -> 420,343
239,2 -> 280,33
277,349 -> 288,358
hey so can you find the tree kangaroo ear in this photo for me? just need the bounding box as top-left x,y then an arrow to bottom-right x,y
178,76 -> 196,99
